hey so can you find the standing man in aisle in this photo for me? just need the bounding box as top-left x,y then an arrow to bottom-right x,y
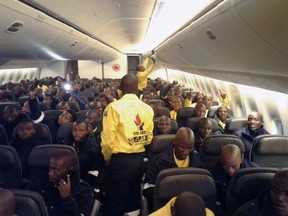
101,74 -> 154,216
136,51 -> 156,96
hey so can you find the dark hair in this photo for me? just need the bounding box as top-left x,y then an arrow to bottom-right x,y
65,109 -> 76,122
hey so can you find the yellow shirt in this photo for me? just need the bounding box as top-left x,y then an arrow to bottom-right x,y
173,150 -> 190,168
101,94 -> 154,161
137,57 -> 155,91
149,197 -> 215,216
170,110 -> 177,120
184,98 -> 192,107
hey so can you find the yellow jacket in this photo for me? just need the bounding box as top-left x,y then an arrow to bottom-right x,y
101,94 -> 154,161
149,197 -> 215,216
137,57 -> 155,91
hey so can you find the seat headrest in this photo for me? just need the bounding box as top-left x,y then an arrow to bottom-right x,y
177,107 -> 195,118
224,117 -> 247,134
202,135 -> 245,156
253,135 -> 288,155
226,167 -> 278,214
0,146 -> 21,169
11,189 -> 49,216
28,144 -> 80,174
149,134 -> 175,159
156,107 -> 170,118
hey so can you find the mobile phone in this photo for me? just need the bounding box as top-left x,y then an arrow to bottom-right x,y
63,169 -> 73,182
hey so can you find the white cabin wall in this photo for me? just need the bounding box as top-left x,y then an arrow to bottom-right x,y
78,61 -> 102,79
40,61 -> 65,79
0,68 -> 39,84
162,69 -> 287,135
78,56 -> 128,80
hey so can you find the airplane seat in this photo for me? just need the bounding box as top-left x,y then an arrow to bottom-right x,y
43,110 -> 63,120
250,135 -> 288,168
28,144 -> 80,178
148,134 -> 175,161
176,107 -> 195,128
4,90 -> 15,101
212,100 -> 219,106
12,123 -> 52,145
57,123 -> 73,144
207,107 -> 218,118
0,124 -> 9,145
200,135 -> 245,171
78,91 -> 95,102
68,102 -> 81,112
155,107 -> 171,118
148,99 -> 164,107
0,102 -> 21,116
226,167 -> 278,215
153,118 -> 178,134
18,110 -> 31,119
76,110 -> 89,121
18,95 -> 29,106
85,88 -> 100,97
38,102 -> 51,111
153,167 -> 217,212
186,117 -> 219,134
11,189 -> 49,216
0,145 -> 22,189
78,95 -> 89,105
224,117 -> 247,134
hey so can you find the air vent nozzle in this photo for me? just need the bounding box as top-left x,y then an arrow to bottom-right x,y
6,21 -> 24,34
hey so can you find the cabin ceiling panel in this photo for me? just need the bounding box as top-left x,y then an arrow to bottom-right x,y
25,0 -> 156,53
0,0 -> 122,62
156,0 -> 288,79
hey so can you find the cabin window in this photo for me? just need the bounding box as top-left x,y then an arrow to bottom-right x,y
270,118 -> 283,135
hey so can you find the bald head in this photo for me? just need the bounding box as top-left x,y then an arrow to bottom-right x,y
221,145 -> 243,177
174,127 -> 195,160
174,192 -> 206,216
0,189 -> 16,216
120,74 -> 138,95
247,111 -> 264,131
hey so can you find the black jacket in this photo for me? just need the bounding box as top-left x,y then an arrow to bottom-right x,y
144,145 -> 205,185
29,173 -> 93,216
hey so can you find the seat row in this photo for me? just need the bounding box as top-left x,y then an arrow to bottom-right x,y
149,134 -> 288,170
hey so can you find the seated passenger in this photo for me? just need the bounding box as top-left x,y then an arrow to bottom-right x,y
233,169 -> 288,216
56,101 -> 70,111
170,96 -> 183,120
203,95 -> 213,116
85,110 -> 103,146
194,118 -> 214,153
63,120 -> 105,201
0,188 -> 16,216
184,91 -> 193,107
143,127 -> 205,213
0,105 -> 26,141
153,116 -> 173,136
43,93 -> 58,110
22,101 -> 30,113
211,145 -> 258,212
9,119 -> 42,181
87,101 -> 103,114
29,151 -> 93,216
191,91 -> 204,107
233,111 -> 270,159
193,102 -> 206,118
149,191 -> 214,216
215,106 -> 229,134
